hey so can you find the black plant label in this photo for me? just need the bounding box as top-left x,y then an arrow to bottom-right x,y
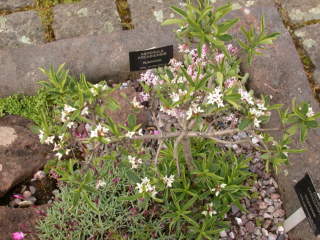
129,45 -> 173,71
295,173 -> 320,236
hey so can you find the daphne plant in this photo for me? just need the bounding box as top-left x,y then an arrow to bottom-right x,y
36,1 -> 320,239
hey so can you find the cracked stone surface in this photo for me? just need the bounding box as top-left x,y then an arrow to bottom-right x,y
282,0 -> 320,23
295,25 -> 320,85
0,11 -> 45,48
53,0 -> 122,40
0,0 -> 33,11
0,26 -> 178,97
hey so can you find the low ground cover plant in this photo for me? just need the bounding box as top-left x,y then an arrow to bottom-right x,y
2,1 -> 319,239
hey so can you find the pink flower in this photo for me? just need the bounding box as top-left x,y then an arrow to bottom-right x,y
227,44 -> 238,55
201,44 -> 209,58
153,130 -> 160,135
178,43 -> 190,53
224,77 -> 237,88
11,232 -> 25,240
215,53 -> 225,63
13,194 -> 24,200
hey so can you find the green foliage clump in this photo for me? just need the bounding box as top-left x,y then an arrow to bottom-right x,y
0,89 -> 49,125
37,157 -> 173,240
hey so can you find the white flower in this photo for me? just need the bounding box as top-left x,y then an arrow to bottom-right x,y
163,175 -> 175,188
53,143 -> 61,152
96,180 -> 106,189
60,111 -> 69,122
67,122 -> 74,129
136,177 -> 157,197
170,92 -> 180,103
251,136 -> 260,145
202,203 -> 217,217
211,183 -> 227,197
58,134 -> 65,141
125,131 -> 135,138
38,130 -> 45,141
65,149 -> 71,155
90,124 -> 109,138
239,88 -> 254,105
90,128 -> 98,138
90,87 -> 98,96
254,118 -> 261,128
55,152 -> 63,160
257,103 -> 267,111
249,108 -> 264,118
132,96 -> 144,109
307,106 -> 314,118
128,155 -> 142,169
64,104 -> 76,113
44,136 -> 55,145
207,87 -> 224,108
138,129 -> 144,136
81,107 -> 89,116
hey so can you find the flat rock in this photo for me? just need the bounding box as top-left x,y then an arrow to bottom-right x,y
0,26 -> 178,97
0,0 -> 33,10
295,25 -> 320,85
128,0 -> 180,31
53,0 -> 121,40
0,11 -> 45,48
282,0 -> 320,23
0,116 -> 52,197
0,205 -> 47,240
106,87 -> 150,126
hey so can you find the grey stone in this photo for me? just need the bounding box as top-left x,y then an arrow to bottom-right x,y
0,26 -> 178,97
295,25 -> 320,85
282,0 -> 320,23
53,0 -> 121,40
0,11 -> 44,48
128,0 -> 181,31
0,0 -> 33,10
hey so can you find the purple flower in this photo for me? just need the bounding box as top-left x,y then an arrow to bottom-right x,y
11,232 -> 25,240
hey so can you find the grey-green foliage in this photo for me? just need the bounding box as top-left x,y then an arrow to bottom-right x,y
37,158 -> 174,240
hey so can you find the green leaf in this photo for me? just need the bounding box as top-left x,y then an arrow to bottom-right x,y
217,18 -> 239,33
215,72 -> 224,87
239,118 -> 252,130
161,18 -> 186,26
170,6 -> 188,18
127,114 -> 137,129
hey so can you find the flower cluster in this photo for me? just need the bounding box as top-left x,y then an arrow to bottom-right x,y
61,104 -> 76,122
201,203 -> 217,217
163,175 -> 175,188
207,87 -> 224,108
211,183 -> 227,197
90,124 -> 109,138
128,155 -> 142,169
90,82 -> 108,96
136,177 -> 157,198
138,70 -> 163,86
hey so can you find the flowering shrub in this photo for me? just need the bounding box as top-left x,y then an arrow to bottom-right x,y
37,1 -> 320,239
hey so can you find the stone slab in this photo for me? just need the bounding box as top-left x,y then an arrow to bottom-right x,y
53,0 -> 121,40
0,11 -> 45,48
128,0 -> 182,31
0,26 -> 178,97
214,0 -> 320,239
0,0 -> 33,11
282,0 -> 320,24
0,116 -> 52,198
295,25 -> 320,85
